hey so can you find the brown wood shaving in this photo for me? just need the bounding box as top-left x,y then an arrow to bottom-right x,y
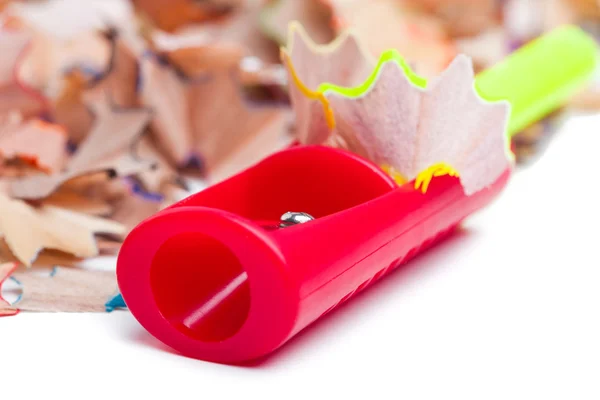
1,266 -> 118,313
0,193 -> 125,266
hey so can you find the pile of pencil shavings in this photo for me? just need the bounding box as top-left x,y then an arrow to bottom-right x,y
0,1 -> 298,274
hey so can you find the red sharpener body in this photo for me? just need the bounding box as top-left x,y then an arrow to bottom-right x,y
117,145 -> 511,364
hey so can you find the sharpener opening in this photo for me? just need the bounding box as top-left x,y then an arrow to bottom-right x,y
150,232 -> 250,342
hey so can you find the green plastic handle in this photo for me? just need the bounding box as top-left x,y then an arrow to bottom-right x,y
475,25 -> 598,136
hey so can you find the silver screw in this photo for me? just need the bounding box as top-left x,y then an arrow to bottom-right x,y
279,211 -> 315,228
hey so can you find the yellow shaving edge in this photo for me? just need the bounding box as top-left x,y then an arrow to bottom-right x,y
281,21 -> 375,130
286,21 -> 375,62
381,164 -> 408,185
414,163 -> 460,193
280,51 -> 336,129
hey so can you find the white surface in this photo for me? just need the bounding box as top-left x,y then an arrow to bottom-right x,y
1,113 -> 599,398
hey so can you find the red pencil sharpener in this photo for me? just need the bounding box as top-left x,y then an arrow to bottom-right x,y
117,145 -> 511,364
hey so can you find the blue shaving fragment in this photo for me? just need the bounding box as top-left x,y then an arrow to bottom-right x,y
134,61 -> 142,93
38,112 -> 54,123
126,178 -> 165,202
9,276 -> 21,285
141,49 -> 154,60
8,276 -> 22,304
507,39 -> 525,53
136,51 -> 157,93
105,292 -> 127,312
155,55 -> 170,67
82,65 -> 102,82
63,64 -> 103,81
141,50 -> 170,66
183,153 -> 205,171
66,139 -> 78,154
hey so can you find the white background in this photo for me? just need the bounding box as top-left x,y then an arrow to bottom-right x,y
2,1 -> 600,398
